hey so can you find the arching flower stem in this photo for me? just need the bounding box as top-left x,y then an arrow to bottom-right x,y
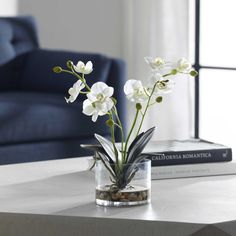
61,68 -> 91,92
124,108 -> 140,162
135,72 -> 172,136
112,106 -> 125,161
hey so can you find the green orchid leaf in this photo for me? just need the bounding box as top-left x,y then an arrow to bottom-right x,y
120,127 -> 155,185
124,156 -> 148,184
126,167 -> 139,185
97,152 -> 116,179
126,131 -> 145,158
94,134 -> 121,163
80,144 -> 104,154
126,127 -> 155,164
80,144 -> 114,164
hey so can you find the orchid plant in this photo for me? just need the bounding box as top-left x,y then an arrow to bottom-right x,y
53,57 -> 197,190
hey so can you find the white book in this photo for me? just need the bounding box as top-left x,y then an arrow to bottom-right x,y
151,161 -> 236,180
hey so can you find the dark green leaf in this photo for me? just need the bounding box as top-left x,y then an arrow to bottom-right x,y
97,153 -> 116,179
80,144 -> 104,153
94,134 -> 118,162
126,127 -> 155,164
126,131 -> 145,159
80,144 -> 114,164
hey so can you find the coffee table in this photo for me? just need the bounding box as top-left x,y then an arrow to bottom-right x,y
0,157 -> 236,236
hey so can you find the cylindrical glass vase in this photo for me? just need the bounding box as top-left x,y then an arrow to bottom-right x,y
95,159 -> 151,207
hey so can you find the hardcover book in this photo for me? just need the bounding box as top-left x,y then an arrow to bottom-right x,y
142,139 -> 232,166
151,160 -> 236,180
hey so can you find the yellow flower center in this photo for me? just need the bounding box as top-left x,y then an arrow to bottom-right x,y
81,65 -> 85,71
134,88 -> 144,96
96,93 -> 105,102
154,57 -> 164,66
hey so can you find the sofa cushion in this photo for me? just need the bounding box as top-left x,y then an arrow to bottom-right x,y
0,53 -> 29,91
0,16 -> 38,66
0,92 -> 110,145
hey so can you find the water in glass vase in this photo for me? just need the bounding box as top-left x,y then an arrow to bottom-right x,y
95,159 -> 151,207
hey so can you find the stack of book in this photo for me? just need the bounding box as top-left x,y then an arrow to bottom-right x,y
142,139 -> 234,179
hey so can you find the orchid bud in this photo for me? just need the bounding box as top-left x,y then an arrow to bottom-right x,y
171,69 -> 178,75
106,119 -> 114,127
66,60 -> 73,69
136,103 -> 142,110
53,66 -> 62,73
156,96 -> 163,103
190,70 -> 198,77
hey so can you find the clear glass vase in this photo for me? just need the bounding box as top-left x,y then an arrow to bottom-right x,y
95,159 -> 151,207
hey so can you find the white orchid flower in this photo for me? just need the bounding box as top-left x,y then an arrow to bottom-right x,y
82,99 -> 99,122
156,79 -> 175,94
86,82 -> 114,103
65,80 -> 85,103
148,72 -> 163,88
177,58 -> 192,73
73,61 -> 93,74
124,80 -> 148,103
144,56 -> 165,70
82,82 -> 114,122
148,72 -> 174,95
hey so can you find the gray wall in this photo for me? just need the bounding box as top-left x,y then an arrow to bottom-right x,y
18,0 -> 123,58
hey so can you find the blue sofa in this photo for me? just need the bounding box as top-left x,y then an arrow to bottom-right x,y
0,16 -> 126,165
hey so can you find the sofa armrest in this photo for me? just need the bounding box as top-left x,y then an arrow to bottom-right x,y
20,49 -> 113,98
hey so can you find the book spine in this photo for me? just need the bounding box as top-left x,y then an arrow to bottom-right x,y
151,161 -> 236,180
145,148 -> 232,166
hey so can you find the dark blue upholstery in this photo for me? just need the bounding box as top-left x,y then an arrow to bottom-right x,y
0,16 -> 126,165
20,49 -> 113,96
0,16 -> 38,65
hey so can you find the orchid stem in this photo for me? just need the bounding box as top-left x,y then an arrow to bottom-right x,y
113,106 -> 125,163
135,72 -> 172,136
108,111 -> 119,166
124,108 -> 139,162
61,69 -> 91,92
70,68 -> 91,92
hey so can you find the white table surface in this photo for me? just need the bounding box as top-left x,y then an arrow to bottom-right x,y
1,157 -> 236,236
